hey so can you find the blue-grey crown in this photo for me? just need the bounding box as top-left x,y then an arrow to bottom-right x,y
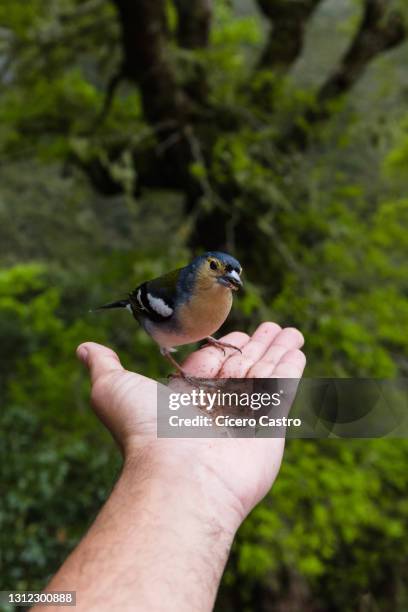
193,251 -> 242,272
177,251 -> 242,299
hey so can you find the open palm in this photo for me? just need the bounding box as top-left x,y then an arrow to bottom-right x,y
77,322 -> 305,521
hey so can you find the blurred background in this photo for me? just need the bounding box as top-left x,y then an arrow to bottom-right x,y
1,0 -> 408,609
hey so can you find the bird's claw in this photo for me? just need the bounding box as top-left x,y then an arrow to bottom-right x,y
168,372 -> 218,388
204,338 -> 242,355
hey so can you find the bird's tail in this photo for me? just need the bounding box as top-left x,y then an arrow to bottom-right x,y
93,298 -> 130,311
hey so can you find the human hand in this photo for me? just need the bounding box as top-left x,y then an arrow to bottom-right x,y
43,324 -> 305,611
77,322 -> 305,529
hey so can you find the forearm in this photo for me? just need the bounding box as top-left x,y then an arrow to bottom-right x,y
39,449 -> 240,612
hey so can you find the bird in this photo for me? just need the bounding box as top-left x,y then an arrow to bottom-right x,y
95,252 -> 243,380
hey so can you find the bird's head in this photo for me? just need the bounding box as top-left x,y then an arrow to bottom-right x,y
193,252 -> 243,291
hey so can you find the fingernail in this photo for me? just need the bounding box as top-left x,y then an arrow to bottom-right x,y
77,346 -> 88,364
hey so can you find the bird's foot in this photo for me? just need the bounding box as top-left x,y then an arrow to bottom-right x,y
204,336 -> 242,356
168,371 -> 217,388
168,370 -> 194,385
162,346 -> 218,388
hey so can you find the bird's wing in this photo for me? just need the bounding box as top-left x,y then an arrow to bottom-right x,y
129,269 -> 181,323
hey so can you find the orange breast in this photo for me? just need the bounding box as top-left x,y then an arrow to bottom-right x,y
176,283 -> 233,343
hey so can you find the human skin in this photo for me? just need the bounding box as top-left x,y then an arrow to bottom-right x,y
37,322 -> 305,612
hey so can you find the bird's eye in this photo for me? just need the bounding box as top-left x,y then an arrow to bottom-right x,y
225,264 -> 232,273
209,260 -> 218,270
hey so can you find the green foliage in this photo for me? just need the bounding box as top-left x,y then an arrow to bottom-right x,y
1,0 -> 408,610
224,439 -> 408,611
0,262 -> 117,588
384,115 -> 408,179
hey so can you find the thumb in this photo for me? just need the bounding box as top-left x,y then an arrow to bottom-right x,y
76,342 -> 124,384
76,341 -> 160,451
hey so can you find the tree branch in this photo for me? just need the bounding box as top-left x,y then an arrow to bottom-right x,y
318,0 -> 407,104
112,0 -> 188,125
173,0 -> 212,49
109,0 -> 214,204
110,0 -> 205,195
256,0 -> 322,71
281,0 -> 407,149
172,0 -> 213,102
91,70 -> 124,131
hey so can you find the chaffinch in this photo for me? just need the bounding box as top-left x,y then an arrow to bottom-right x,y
97,251 -> 243,379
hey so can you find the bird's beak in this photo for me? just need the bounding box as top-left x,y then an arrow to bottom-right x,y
221,270 -> 243,290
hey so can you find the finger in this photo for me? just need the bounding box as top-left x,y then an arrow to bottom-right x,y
247,328 -> 304,377
181,331 -> 250,377
76,342 -> 124,385
269,349 -> 306,423
273,327 -> 304,350
219,322 -> 282,378
271,348 -> 306,378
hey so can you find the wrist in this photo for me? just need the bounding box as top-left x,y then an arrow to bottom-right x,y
46,440 -> 240,612
123,442 -> 244,534
117,447 -> 239,611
